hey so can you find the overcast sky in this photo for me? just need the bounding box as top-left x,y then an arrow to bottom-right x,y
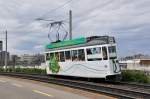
0,0 -> 150,57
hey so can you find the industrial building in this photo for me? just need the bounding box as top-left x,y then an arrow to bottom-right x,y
119,59 -> 150,74
0,51 -> 10,66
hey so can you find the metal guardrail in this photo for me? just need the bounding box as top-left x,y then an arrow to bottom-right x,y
0,72 -> 150,99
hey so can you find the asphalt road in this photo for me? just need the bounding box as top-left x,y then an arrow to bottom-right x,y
0,76 -> 115,99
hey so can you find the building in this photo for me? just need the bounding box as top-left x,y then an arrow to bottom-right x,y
9,55 -> 20,67
20,54 -> 35,63
19,54 -> 45,66
1,54 -> 45,68
119,54 -> 150,61
0,51 -> 10,66
19,54 -> 35,66
119,59 -> 150,72
0,41 -> 2,51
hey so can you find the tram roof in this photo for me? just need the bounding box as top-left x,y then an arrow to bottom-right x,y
45,36 -> 115,51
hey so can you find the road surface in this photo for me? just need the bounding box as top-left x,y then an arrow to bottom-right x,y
0,76 -> 116,99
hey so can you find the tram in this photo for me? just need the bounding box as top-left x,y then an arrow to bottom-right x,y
45,36 -> 121,80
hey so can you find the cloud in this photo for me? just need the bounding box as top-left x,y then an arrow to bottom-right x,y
0,0 -> 150,57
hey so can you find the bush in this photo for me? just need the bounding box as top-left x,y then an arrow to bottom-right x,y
16,68 -> 46,75
122,70 -> 149,83
0,68 -> 4,72
0,67 -> 46,75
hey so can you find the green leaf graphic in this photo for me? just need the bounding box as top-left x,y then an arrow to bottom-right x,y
49,55 -> 60,73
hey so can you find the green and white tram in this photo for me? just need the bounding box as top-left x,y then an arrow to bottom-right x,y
45,36 -> 121,80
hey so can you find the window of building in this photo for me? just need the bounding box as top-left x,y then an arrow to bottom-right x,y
60,52 -> 65,62
102,47 -> 108,60
78,49 -> 85,61
65,51 -> 71,60
86,47 -> 102,61
72,50 -> 78,61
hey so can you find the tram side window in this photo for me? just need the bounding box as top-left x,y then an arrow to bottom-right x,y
60,52 -> 65,62
86,47 -> 102,61
72,50 -> 78,61
78,49 -> 85,61
102,47 -> 108,60
87,49 -> 92,55
55,52 -> 60,61
46,53 -> 50,60
50,53 -> 54,59
65,51 -> 71,61
87,48 -> 101,55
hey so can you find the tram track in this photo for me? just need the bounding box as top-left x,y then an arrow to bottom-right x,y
97,81 -> 150,94
0,72 -> 150,99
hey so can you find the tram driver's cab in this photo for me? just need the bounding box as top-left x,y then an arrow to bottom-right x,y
108,45 -> 121,74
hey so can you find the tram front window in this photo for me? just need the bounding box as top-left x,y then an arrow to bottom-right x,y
102,47 -> 108,60
108,46 -> 117,59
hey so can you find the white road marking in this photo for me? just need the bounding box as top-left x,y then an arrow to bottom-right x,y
33,90 -> 54,97
12,83 -> 23,87
0,80 -> 7,83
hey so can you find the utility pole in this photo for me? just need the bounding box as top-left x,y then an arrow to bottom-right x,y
0,41 -> 2,66
69,10 -> 72,40
5,30 -> 7,69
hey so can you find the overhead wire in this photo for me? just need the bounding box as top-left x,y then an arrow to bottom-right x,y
6,0 -> 73,31
0,0 -> 73,42
38,0 -> 73,19
61,23 -> 69,40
